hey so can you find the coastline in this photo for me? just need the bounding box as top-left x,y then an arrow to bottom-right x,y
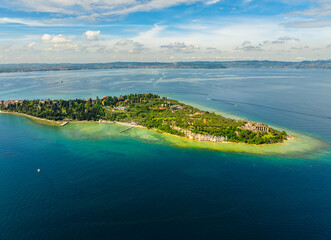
156,127 -> 297,147
0,110 -> 62,126
1,110 -> 325,156
63,121 -> 325,156
1,109 -> 293,145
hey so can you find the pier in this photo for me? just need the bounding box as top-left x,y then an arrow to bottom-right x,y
120,126 -> 135,133
60,120 -> 71,127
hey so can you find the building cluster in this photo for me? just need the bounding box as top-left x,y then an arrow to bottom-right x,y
0,100 -> 24,107
39,100 -> 59,105
1,99 -> 95,108
113,106 -> 127,111
241,121 -> 270,132
84,98 -> 97,104
102,96 -> 109,106
170,105 -> 184,111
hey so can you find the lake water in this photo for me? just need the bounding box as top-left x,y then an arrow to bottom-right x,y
0,69 -> 330,239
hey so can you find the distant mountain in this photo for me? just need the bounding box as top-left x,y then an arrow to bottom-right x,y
0,60 -> 330,73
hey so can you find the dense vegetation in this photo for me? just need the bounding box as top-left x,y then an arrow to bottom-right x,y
0,94 -> 288,144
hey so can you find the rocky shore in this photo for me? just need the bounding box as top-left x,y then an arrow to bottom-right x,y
171,126 -> 227,142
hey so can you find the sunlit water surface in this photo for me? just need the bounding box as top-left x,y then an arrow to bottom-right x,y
0,69 -> 330,240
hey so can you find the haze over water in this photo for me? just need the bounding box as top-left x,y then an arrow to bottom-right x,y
0,69 -> 330,239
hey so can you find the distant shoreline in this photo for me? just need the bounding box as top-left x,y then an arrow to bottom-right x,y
0,60 -> 330,74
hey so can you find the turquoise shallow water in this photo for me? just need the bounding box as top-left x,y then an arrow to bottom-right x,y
0,69 -> 330,239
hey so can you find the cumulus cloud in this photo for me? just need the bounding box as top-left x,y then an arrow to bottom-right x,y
206,47 -> 223,54
291,46 -> 309,50
39,33 -> 80,52
115,39 -> 139,46
235,41 -> 264,51
160,42 -> 200,53
45,43 -> 80,52
27,42 -> 36,48
83,30 -> 100,41
108,39 -> 148,54
271,36 -> 300,44
234,37 -> 302,52
0,14 -> 329,62
254,37 -> 300,47
0,44 -> 12,53
41,34 -> 71,43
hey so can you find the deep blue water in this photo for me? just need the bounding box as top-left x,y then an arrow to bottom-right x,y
0,69 -> 330,240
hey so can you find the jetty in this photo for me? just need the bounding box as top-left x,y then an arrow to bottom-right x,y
60,120 -> 71,127
120,126 -> 135,133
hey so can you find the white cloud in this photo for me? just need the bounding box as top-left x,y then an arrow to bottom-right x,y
41,34 -> 71,43
205,0 -> 220,5
283,19 -> 331,28
296,56 -> 306,60
287,0 -> 331,18
45,43 -> 80,52
4,0 -> 205,18
161,42 -> 200,53
291,46 -> 309,50
234,36 -> 301,52
206,47 -> 223,53
0,17 -> 46,26
112,39 -> 147,53
1,19 -> 330,62
0,44 -> 12,53
270,36 -> 300,44
27,42 -> 36,48
83,30 -> 100,41
135,24 -> 165,39
235,41 -> 264,51
41,34 -> 52,42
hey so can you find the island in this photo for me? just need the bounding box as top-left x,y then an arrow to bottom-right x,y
0,94 -> 288,144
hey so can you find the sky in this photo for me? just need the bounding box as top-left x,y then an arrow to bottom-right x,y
0,0 -> 330,63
